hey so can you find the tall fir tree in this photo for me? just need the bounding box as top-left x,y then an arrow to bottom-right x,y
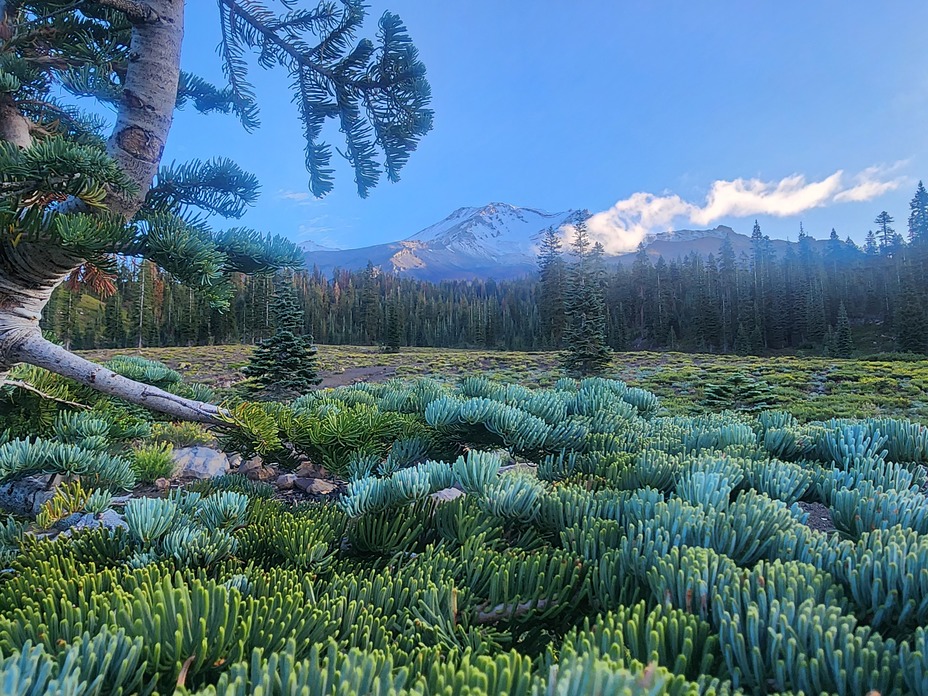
561,223 -> 612,376
537,227 -> 567,348
834,302 -> 853,358
894,279 -> 928,354
874,211 -> 896,254
908,181 -> 928,244
360,262 -> 381,344
382,297 -> 402,353
241,275 -> 321,400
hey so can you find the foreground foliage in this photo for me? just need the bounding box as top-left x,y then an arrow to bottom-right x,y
1,361 -> 928,693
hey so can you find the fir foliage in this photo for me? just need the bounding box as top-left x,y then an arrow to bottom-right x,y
240,275 -> 321,400
561,223 -> 612,376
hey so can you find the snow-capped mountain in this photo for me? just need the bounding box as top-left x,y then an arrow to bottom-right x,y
301,204 -> 824,280
303,203 -> 589,281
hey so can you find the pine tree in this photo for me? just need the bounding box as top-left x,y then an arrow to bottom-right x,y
382,298 -> 402,353
102,294 -> 126,349
864,230 -> 879,255
734,323 -> 751,356
360,262 -> 381,344
834,302 -> 853,358
241,275 -> 321,400
537,227 -> 567,348
0,2 -> 432,422
561,224 -> 612,376
908,181 -> 928,244
894,280 -> 928,354
874,211 -> 896,254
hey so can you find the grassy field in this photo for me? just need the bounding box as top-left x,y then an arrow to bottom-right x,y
78,344 -> 928,423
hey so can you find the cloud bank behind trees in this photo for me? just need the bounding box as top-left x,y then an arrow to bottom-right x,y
585,165 -> 905,253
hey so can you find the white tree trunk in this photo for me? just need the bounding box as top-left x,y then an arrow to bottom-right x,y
0,238 -> 225,424
0,1 -> 231,425
105,0 -> 185,216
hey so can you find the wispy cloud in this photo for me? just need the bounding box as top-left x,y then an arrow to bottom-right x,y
297,220 -> 340,250
585,164 -> 906,254
277,189 -> 320,206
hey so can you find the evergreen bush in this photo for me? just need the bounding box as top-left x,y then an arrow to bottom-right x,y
240,276 -> 321,401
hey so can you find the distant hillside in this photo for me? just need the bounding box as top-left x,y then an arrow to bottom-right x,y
303,203 -> 831,280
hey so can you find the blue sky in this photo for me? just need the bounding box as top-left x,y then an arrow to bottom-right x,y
163,2 -> 928,251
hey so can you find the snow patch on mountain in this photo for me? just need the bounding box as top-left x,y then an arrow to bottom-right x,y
405,203 -> 588,263
644,225 -> 735,244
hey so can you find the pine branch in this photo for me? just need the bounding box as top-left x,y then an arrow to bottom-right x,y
215,0 -> 432,197
1,379 -> 91,410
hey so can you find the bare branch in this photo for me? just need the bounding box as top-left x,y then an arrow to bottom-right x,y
2,379 -> 91,410
11,333 -> 228,425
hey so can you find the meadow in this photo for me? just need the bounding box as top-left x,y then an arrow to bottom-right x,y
79,344 -> 928,423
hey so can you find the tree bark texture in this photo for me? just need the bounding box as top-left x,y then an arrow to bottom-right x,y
0,1 -> 229,424
106,0 -> 185,216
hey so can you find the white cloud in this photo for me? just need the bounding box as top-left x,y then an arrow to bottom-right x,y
585,165 -> 905,254
277,189 -> 320,205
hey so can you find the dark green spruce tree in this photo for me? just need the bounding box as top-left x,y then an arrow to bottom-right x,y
562,223 -> 612,376
908,181 -> 928,245
537,227 -> 567,348
382,296 -> 402,353
241,275 -> 321,400
894,277 -> 928,354
833,302 -> 853,358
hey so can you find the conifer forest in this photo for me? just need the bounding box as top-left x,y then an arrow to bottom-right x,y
1,2 -> 928,696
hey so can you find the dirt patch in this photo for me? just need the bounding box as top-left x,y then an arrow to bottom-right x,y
796,501 -> 836,534
319,366 -> 397,389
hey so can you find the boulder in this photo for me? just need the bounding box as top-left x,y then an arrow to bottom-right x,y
292,461 -> 333,479
59,510 -> 128,537
172,447 -> 230,479
276,473 -> 298,490
0,475 -> 58,516
294,477 -> 337,495
238,456 -> 263,475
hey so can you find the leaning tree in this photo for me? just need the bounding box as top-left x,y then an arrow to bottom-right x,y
0,1 -> 432,422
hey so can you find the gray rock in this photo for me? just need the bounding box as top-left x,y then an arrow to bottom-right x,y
431,487 -> 465,503
238,456 -> 263,475
0,476 -> 58,516
294,477 -> 337,495
172,447 -> 230,479
59,510 -> 128,537
276,473 -> 298,490
227,453 -> 243,469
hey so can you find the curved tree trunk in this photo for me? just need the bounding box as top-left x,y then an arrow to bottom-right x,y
0,1 -> 229,424
0,237 -> 225,424
12,333 -> 224,423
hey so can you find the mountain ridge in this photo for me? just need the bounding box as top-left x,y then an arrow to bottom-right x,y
302,203 -> 828,281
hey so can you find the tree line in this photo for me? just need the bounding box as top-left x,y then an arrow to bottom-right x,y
44,185 -> 928,357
